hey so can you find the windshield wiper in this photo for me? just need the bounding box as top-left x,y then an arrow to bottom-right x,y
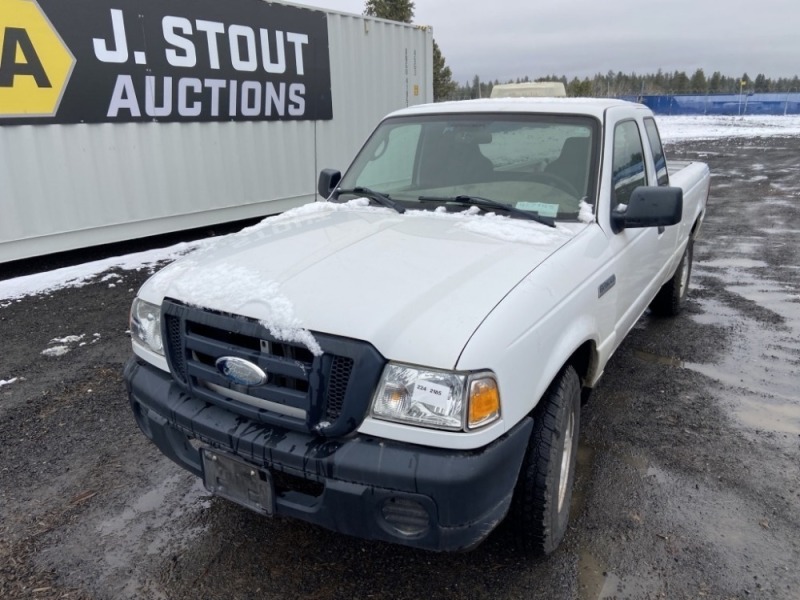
336,187 -> 405,214
418,195 -> 556,228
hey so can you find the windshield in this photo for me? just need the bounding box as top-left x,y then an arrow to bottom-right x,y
337,113 -> 598,221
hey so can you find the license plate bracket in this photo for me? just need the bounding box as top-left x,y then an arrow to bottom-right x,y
201,448 -> 275,515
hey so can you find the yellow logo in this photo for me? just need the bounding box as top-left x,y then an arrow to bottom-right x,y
0,0 -> 75,117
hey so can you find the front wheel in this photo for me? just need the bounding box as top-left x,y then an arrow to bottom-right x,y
510,365 -> 581,555
650,239 -> 694,317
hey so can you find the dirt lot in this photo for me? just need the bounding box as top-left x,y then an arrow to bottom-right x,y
1,135 -> 799,600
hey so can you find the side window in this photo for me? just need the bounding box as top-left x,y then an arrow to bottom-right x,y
644,117 -> 669,186
612,121 -> 646,205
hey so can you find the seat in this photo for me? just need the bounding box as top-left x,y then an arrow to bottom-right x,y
418,132 -> 494,188
545,137 -> 591,196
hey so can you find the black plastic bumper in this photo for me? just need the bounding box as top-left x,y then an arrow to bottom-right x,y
124,357 -> 533,551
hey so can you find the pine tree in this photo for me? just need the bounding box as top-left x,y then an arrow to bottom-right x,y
432,40 -> 457,101
689,69 -> 707,93
709,71 -> 723,94
364,0 -> 415,23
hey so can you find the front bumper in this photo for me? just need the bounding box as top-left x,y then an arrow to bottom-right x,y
124,357 -> 532,551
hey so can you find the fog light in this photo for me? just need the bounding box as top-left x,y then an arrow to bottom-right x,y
380,497 -> 430,537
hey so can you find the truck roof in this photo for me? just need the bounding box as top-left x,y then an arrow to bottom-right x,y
387,97 -> 642,120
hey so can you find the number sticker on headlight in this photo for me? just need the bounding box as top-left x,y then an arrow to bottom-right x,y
412,380 -> 450,412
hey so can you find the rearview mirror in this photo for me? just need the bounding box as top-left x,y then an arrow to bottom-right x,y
611,186 -> 683,233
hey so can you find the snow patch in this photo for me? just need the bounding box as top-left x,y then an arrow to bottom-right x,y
42,334 -> 90,357
170,264 -> 323,356
578,200 -> 595,223
42,346 -> 71,357
51,334 -> 85,344
234,198 -> 377,237
457,212 -> 574,245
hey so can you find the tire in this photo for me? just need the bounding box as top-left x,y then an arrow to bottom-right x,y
510,365 -> 581,555
649,239 -> 693,317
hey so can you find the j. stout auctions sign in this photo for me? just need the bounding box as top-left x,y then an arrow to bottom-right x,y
0,0 -> 333,124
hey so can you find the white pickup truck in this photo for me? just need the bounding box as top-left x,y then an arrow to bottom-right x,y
124,98 -> 709,554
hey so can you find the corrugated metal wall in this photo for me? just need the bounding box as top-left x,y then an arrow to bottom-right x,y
0,5 -> 433,263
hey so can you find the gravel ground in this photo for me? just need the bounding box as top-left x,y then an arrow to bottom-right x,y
1,136 -> 799,600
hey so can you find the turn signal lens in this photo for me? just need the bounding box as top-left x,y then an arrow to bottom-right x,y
468,378 -> 500,428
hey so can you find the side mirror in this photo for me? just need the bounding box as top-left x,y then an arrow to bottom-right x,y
611,186 -> 683,233
318,169 -> 341,199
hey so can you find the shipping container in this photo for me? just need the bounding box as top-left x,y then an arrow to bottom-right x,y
0,0 -> 433,263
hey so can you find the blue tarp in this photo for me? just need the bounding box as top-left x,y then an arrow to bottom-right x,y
619,93 -> 800,116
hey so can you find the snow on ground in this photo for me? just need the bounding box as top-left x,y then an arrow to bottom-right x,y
0,241 -> 204,304
40,333 -> 97,357
1,115 -> 799,302
658,115 -> 800,142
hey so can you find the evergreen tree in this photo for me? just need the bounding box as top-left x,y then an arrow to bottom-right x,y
690,68 -> 707,93
471,75 -> 481,98
709,71 -> 723,94
432,40 -> 457,101
671,70 -> 690,93
364,0 -> 414,22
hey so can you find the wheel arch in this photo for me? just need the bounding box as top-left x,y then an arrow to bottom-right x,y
566,340 -> 598,403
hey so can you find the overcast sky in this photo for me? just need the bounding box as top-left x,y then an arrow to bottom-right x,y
297,0 -> 799,85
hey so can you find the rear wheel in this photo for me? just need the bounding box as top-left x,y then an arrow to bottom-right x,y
650,239 -> 694,317
510,365 -> 581,555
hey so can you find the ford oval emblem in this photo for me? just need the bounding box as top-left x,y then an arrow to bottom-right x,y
215,357 -> 267,387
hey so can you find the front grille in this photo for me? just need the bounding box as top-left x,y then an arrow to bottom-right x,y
161,299 -> 384,437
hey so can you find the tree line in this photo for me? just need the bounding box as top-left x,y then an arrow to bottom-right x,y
362,2 -> 798,101
452,69 -> 800,100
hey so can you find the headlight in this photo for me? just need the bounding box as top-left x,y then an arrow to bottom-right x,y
130,298 -> 164,355
371,363 -> 500,431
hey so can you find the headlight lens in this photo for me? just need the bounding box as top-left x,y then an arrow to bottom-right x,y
130,298 -> 164,355
372,363 -> 500,431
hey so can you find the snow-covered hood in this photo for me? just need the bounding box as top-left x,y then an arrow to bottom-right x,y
139,201 -> 582,368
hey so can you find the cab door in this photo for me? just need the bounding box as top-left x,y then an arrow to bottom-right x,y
607,118 -> 676,337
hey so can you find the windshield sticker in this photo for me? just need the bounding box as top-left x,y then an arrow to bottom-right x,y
516,202 -> 559,218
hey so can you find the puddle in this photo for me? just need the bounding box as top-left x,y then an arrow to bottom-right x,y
734,396 -> 800,435
729,241 -> 763,255
700,258 -> 768,269
761,228 -> 800,236
35,472 -> 210,600
97,474 -> 208,541
634,349 -> 685,368
686,265 -> 800,435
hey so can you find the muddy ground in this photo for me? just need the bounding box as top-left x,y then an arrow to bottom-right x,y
1,135 -> 799,600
